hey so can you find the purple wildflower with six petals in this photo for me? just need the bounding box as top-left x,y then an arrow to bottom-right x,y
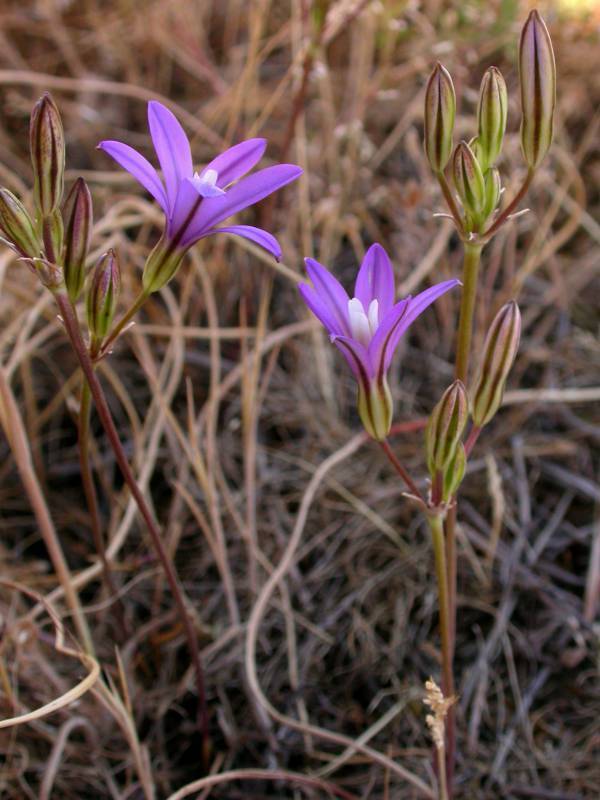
98,101 -> 302,292
298,244 -> 460,439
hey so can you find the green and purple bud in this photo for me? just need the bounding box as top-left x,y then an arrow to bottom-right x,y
471,301 -> 521,427
86,250 -> 120,342
424,62 -> 456,173
453,141 -> 486,229
30,93 -> 65,216
519,10 -> 556,170
482,167 -> 501,222
63,178 -> 93,301
442,442 -> 466,502
426,380 -> 468,476
477,67 -> 508,172
0,188 -> 40,258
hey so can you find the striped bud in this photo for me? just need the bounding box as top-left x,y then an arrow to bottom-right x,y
426,380 -> 468,475
358,377 -> 393,441
86,250 -> 120,341
30,93 -> 65,216
471,301 -> 521,427
0,188 -> 40,258
519,10 -> 556,170
477,67 -> 508,171
443,442 -> 466,502
142,233 -> 184,294
424,63 -> 456,173
63,178 -> 93,301
482,167 -> 501,221
453,141 -> 486,228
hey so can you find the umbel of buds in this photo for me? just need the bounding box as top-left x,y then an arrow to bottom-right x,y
424,63 -> 456,173
62,178 -> 93,301
30,93 -> 65,217
519,10 -> 556,170
0,188 -> 40,258
86,250 -> 121,343
477,67 -> 507,172
426,380 -> 468,475
471,301 -> 521,427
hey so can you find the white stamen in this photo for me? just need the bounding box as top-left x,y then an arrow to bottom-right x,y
367,299 -> 379,331
348,297 -> 379,346
193,168 -> 226,197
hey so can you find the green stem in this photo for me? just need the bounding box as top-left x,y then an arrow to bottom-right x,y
429,513 -> 454,796
54,290 -> 209,759
454,243 -> 483,384
98,289 -> 149,358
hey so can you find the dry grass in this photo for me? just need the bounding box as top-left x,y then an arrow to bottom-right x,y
0,1 -> 599,798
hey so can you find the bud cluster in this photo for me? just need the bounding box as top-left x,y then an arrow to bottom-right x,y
423,10 -> 556,239
425,300 -> 522,510
0,93 -> 124,352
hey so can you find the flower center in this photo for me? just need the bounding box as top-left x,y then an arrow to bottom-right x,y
192,168 -> 226,198
348,297 -> 379,346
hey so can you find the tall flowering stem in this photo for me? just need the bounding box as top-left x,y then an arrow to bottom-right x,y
53,289 -> 210,761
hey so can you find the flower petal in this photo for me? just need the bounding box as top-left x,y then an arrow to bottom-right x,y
195,224 -> 282,259
304,258 -> 351,337
148,101 -> 193,211
331,334 -> 372,382
299,283 -> 343,337
98,140 -> 168,213
183,164 -> 303,238
202,139 -> 267,187
369,279 -> 460,377
354,243 -> 395,317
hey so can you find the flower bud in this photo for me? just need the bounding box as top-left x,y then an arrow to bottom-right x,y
86,250 -> 120,341
358,377 -> 393,441
519,10 -> 556,170
442,442 -> 466,502
477,67 -> 508,171
453,141 -> 486,227
0,188 -> 40,258
471,301 -> 521,427
30,93 -> 65,216
142,234 -> 184,294
63,178 -> 93,301
426,380 -> 468,475
424,63 -> 456,173
482,167 -> 501,221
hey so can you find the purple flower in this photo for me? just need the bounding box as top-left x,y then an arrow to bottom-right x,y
298,244 -> 460,439
98,101 -> 302,291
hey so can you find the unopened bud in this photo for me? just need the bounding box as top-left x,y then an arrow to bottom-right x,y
0,188 -> 40,258
453,142 -> 486,228
443,443 -> 466,501
424,63 -> 456,173
519,10 -> 556,170
471,301 -> 521,427
358,377 -> 393,441
86,250 -> 120,341
477,67 -> 507,171
63,178 -> 93,301
482,167 -> 501,221
426,380 -> 468,475
142,234 -> 184,294
30,93 -> 65,216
